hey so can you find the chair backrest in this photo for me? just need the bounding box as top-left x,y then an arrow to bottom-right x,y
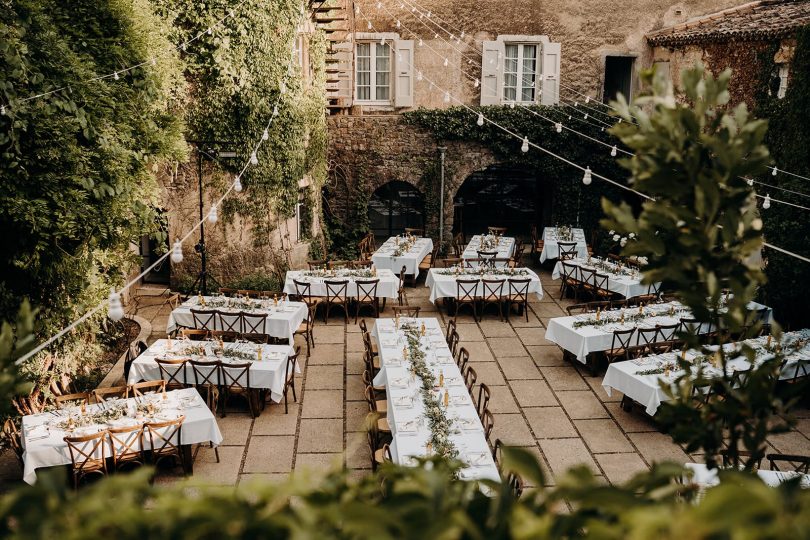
358,318 -> 369,334
482,279 -> 505,301
324,280 -> 349,301
566,303 -> 590,316
586,300 -> 611,312
308,259 -> 328,271
92,386 -> 129,403
190,359 -> 222,387
240,311 -> 268,334
54,392 -> 90,410
155,358 -> 188,387
216,310 -> 242,332
456,279 -> 480,302
238,289 -> 263,298
445,319 -> 457,341
609,329 -> 636,359
448,330 -> 460,357
767,453 -> 810,474
181,329 -> 209,341
481,408 -> 494,443
219,287 -> 237,297
404,228 -> 423,237
492,438 -> 524,498
558,241 -> 578,259
64,430 -> 108,471
637,327 -> 659,348
477,250 -> 498,260
655,323 -> 679,342
355,279 -> 380,303
392,305 -> 421,318
464,365 -> 477,393
285,347 -> 301,387
293,279 -> 315,300
108,424 -> 144,465
507,278 -> 531,301
488,226 -> 507,236
130,380 -> 166,396
579,267 -> 596,287
594,272 -> 610,292
678,317 -> 704,337
242,333 -> 270,344
190,309 -> 217,330
560,261 -> 579,282
364,385 -> 378,412
145,416 -> 184,456
221,362 -> 251,391
456,347 -> 470,377
652,340 -> 676,354
476,383 -> 491,421
209,330 -> 239,343
441,258 -> 462,268
3,419 -> 23,464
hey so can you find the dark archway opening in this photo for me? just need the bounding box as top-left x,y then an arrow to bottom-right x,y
368,180 -> 425,241
452,164 -> 549,238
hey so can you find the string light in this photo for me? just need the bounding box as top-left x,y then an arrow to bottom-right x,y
443,57 -> 448,67
763,194 -> 771,209
610,145 -> 617,157
772,167 -> 778,176
582,167 -> 592,185
0,105 -> 5,115
474,78 -> 479,88
396,20 -> 401,28
107,289 -> 124,322
416,71 -> 423,81
234,175 -> 243,192
443,91 -> 450,103
170,239 -> 184,264
280,81 -> 287,94
585,96 -> 590,104
477,112 -> 484,126
380,37 -> 386,46
208,204 -> 219,224
418,38 -> 423,46
113,72 -> 119,81
521,137 -> 529,153
273,104 -> 279,117
250,151 -> 258,165
555,122 -> 562,133
262,128 -> 269,141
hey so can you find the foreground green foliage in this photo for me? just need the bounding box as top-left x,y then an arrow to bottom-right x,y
603,65 -> 795,470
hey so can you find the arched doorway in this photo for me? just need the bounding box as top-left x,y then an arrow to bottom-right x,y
368,181 -> 425,240
453,165 -> 548,238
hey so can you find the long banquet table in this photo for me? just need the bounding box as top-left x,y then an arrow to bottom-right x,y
685,462 -> 810,489
167,296 -> 307,344
425,267 -> 544,304
371,237 -> 434,277
462,235 -> 516,262
551,256 -> 657,299
602,330 -> 810,415
371,317 -> 500,482
539,227 -> 588,263
20,388 -> 222,484
127,339 -> 297,403
283,268 -> 399,299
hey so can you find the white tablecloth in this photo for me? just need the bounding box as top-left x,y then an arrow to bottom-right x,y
20,388 -> 222,484
371,237 -> 434,276
462,235 -> 516,261
127,339 -> 297,401
539,227 -> 588,263
602,330 -> 809,415
551,257 -> 656,298
685,463 -> 810,488
371,318 -> 500,483
424,268 -> 543,304
167,297 -> 307,344
283,269 -> 399,299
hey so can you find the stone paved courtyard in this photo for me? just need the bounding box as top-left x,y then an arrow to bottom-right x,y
3,266 -> 809,489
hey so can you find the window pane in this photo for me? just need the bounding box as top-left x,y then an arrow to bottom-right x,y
357,86 -> 370,100
504,87 -> 516,101
505,44 -> 518,60
357,43 -> 370,57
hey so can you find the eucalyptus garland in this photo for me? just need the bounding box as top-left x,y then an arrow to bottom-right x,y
572,304 -> 685,329
402,326 -> 459,460
436,268 -> 530,277
217,346 -> 259,362
56,404 -> 128,430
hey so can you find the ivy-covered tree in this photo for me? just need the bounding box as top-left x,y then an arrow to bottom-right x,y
0,0 -> 186,335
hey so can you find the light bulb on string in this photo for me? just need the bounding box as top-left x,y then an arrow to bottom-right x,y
747,178 -> 754,186
434,33 -> 439,39
396,20 -> 401,28
582,167 -> 592,185
610,145 -> 617,157
262,128 -> 269,141
477,113 -> 484,126
151,58 -> 157,66
555,123 -> 562,133
280,81 -> 287,94
367,21 -> 372,29
416,71 -> 423,81
474,78 -> 480,88
107,288 -> 124,322
380,37 -> 385,46
208,204 -> 219,224
618,119 -> 622,123
443,91 -> 450,103
207,27 -> 213,35
585,96 -> 590,104
250,151 -> 258,165
234,175 -> 243,192
574,101 -> 578,107
763,194 -> 771,209
113,72 -> 119,81
443,58 -> 448,67
568,115 -> 572,120
427,10 -> 431,17
509,102 -> 515,109
181,42 -> 187,52
584,113 -> 589,120
1,105 -> 5,115
521,137 -> 529,153
418,38 -> 423,47
171,239 -> 184,264
772,167 -> 778,176
272,105 -> 279,117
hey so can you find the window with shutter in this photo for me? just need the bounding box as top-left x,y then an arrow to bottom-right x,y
481,36 -> 560,106
355,41 -> 392,103
480,40 -> 504,106
394,40 -> 414,107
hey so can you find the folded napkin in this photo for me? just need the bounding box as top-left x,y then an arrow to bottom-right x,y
457,417 -> 480,431
394,396 -> 414,408
27,425 -> 50,440
397,419 -> 419,433
391,377 -> 410,388
465,452 -> 490,467
435,355 -> 454,365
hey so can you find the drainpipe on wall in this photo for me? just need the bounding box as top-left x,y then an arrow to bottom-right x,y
438,146 -> 447,250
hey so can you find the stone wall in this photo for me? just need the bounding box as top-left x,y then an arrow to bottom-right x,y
326,115 -> 498,243
351,0 -> 743,111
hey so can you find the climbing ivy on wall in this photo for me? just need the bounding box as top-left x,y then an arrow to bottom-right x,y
755,26 -> 810,330
152,0 -> 328,245
403,105 -> 637,241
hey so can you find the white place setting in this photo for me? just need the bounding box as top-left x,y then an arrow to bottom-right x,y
425,267 -> 543,304
166,295 -> 308,344
20,388 -> 222,485
127,338 -> 298,403
283,267 -> 399,299
539,226 -> 589,263
371,236 -> 434,276
371,317 -> 500,482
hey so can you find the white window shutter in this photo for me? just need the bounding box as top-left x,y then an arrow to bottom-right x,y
394,40 -> 414,107
540,41 -> 561,105
480,40 -> 504,106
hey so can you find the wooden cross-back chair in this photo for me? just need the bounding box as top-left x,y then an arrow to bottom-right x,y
54,392 -> 90,410
481,279 -> 505,321
481,408 -> 495,446
476,383 -> 491,422
464,365 -> 478,393
492,438 -> 525,498
293,279 -> 322,308
241,311 -> 268,335
404,228 -> 423,237
145,416 -> 186,473
190,309 -> 217,331
64,430 -> 108,489
190,359 -> 221,414
3,419 -> 23,468
605,328 -> 636,365
323,279 -> 349,324
307,259 -> 328,271
558,241 -> 578,260
92,386 -> 129,403
220,362 -> 256,418
131,379 -> 166,397
124,339 -> 149,381
559,261 -> 580,301
455,279 -> 480,322
281,347 -> 301,414
448,331 -> 460,358
355,279 -> 380,322
108,424 -> 145,472
294,303 -> 316,357
392,305 -> 421,318
215,310 -> 242,333
155,358 -> 188,391
506,278 -> 531,321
